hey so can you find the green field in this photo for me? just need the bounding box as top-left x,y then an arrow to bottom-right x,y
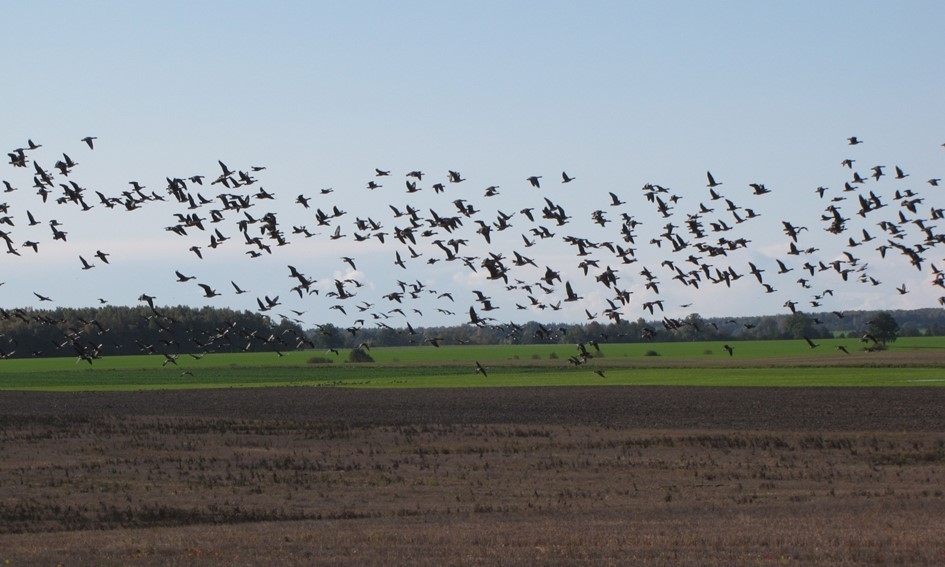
1,336 -> 944,391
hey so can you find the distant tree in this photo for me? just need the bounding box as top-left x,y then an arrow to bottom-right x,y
679,313 -> 708,341
584,321 -> 604,341
348,348 -> 374,363
866,312 -> 899,344
564,325 -> 590,344
925,323 -> 945,337
899,323 -> 920,338
782,313 -> 818,340
749,317 -> 780,340
311,323 -> 345,349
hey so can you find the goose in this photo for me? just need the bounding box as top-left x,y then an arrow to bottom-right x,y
197,283 -> 220,298
706,171 -> 722,188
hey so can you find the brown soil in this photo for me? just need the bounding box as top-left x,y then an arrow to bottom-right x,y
4,386 -> 945,430
1,387 -> 944,565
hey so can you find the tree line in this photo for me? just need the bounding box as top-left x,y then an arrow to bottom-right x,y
308,308 -> 929,349
0,304 -> 305,360
0,304 -> 935,360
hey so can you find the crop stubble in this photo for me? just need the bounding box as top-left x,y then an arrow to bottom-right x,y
1,386 -> 944,565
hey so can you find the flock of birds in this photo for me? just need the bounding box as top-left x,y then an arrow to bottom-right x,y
1,134 -> 944,370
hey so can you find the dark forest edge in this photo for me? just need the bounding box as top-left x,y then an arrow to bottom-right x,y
0,303 -> 939,361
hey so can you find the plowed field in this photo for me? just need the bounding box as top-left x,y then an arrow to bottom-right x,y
1,387 -> 944,565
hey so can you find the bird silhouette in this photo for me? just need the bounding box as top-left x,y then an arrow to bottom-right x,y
198,283 -> 220,298
2,132 -> 941,367
706,171 -> 722,188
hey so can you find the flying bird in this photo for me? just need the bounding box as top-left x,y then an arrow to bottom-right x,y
175,270 -> 196,282
706,171 -> 722,188
748,262 -> 765,283
198,283 -> 220,298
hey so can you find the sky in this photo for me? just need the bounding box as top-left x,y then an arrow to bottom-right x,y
2,1 -> 945,332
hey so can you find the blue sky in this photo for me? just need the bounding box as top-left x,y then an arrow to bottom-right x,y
2,1 -> 945,330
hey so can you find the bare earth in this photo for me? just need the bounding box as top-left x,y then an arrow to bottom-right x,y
1,386 -> 944,565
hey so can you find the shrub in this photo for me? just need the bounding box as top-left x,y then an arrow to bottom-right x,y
307,356 -> 334,364
548,352 -> 559,359
703,349 -> 713,355
644,350 -> 660,357
348,348 -> 375,363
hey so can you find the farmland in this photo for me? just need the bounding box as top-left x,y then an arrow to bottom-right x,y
1,336 -> 945,391
1,339 -> 945,564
